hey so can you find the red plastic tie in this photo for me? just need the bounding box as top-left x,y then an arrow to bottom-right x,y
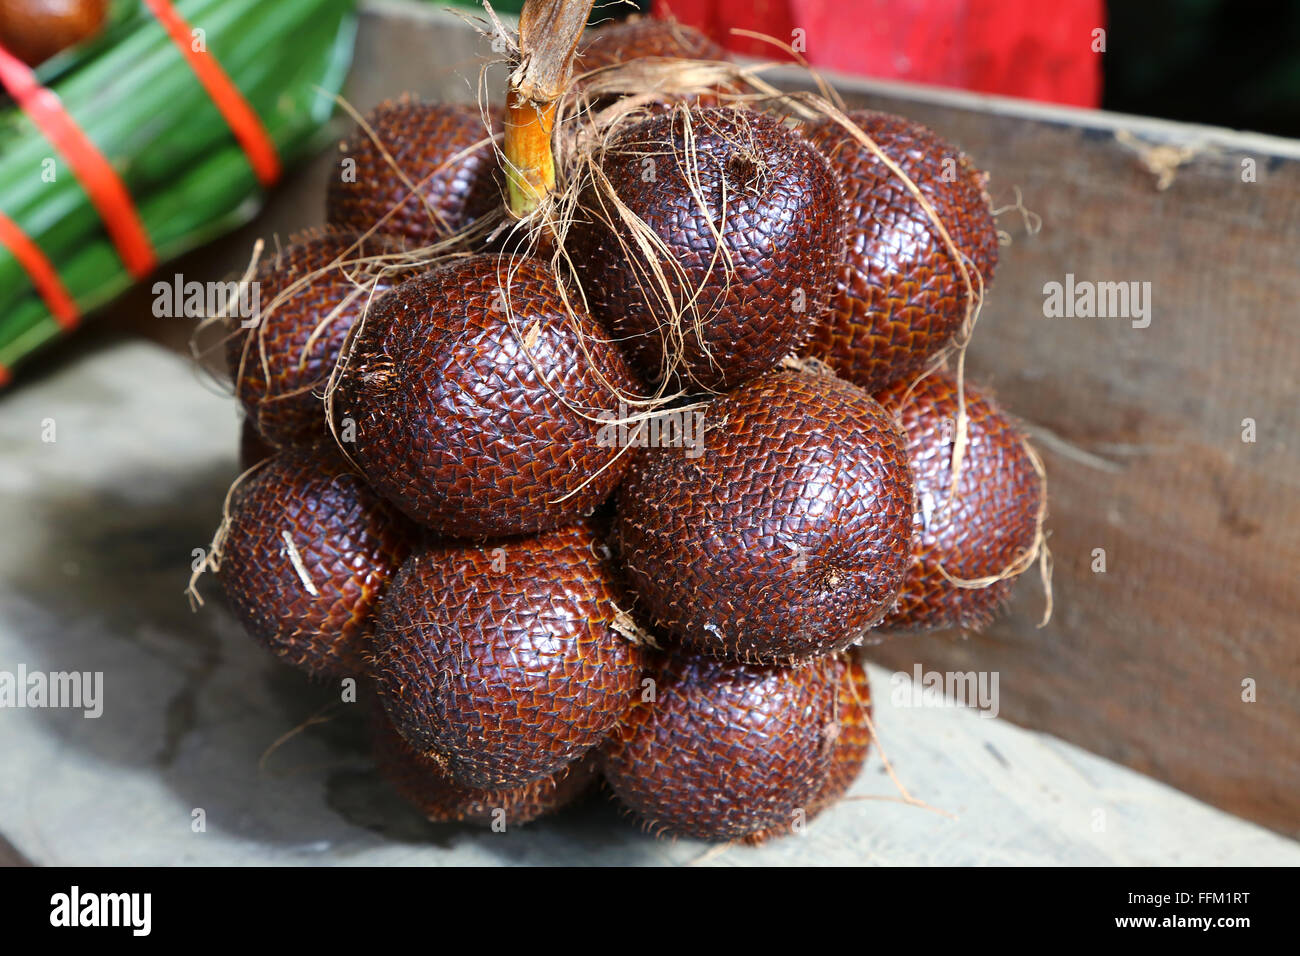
0,43 -> 156,278
143,0 -> 281,187
0,207 -> 80,329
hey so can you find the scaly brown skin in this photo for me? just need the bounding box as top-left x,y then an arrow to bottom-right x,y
813,655 -> 875,814
370,704 -> 598,827
372,520 -> 649,790
613,369 -> 914,663
601,648 -> 842,843
569,107 -> 846,393
226,230 -> 412,448
745,654 -> 874,843
802,111 -> 999,392
577,16 -> 725,72
334,255 -> 642,537
216,446 -> 413,680
574,17 -> 731,114
326,99 -> 503,246
875,370 -> 1043,632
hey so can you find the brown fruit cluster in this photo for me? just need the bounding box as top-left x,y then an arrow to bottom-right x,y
207,15 -> 1044,846
570,107 -> 845,392
613,369 -> 913,662
876,371 -> 1043,632
216,446 -> 411,680
370,700 -> 599,825
372,520 -> 647,788
226,230 -> 414,447
578,16 -> 725,73
326,99 -> 503,246
333,255 -> 639,537
802,110 -> 1000,391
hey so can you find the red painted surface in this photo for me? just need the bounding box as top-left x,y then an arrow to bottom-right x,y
659,0 -> 1105,107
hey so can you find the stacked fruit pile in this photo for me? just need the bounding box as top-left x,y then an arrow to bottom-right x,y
199,13 -> 1045,844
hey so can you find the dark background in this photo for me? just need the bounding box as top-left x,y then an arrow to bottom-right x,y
1103,0 -> 1300,137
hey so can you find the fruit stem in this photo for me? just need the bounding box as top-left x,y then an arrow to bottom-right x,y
505,93 -> 557,216
502,0 -> 594,219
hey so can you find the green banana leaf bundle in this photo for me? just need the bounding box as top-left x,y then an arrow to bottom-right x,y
0,0 -> 356,383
